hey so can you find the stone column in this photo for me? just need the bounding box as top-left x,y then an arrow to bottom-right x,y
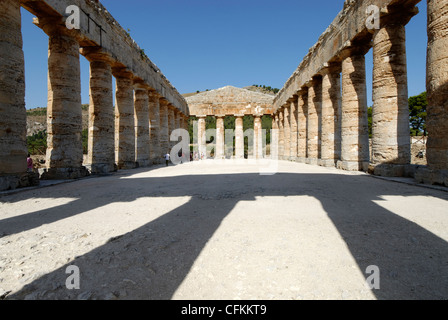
254,115 -> 263,159
289,98 -> 298,161
159,99 -> 170,156
216,116 -> 225,159
283,105 -> 291,160
320,64 -> 342,167
0,0 -> 28,190
44,30 -> 87,179
168,107 -> 176,149
306,77 -> 322,165
197,116 -> 207,159
371,23 -> 410,176
148,91 -> 161,164
271,115 -> 279,158
338,49 -> 370,171
417,0 -> 448,186
235,115 -> 245,159
114,71 -> 136,169
297,89 -> 308,163
134,84 -> 151,167
278,111 -> 284,159
86,58 -> 115,174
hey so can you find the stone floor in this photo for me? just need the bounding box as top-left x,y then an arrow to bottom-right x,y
1,160 -> 448,300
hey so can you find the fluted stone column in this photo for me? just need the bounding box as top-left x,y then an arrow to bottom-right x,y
371,23 -> 410,176
216,116 -> 225,159
283,105 -> 291,160
86,59 -> 115,174
417,0 -> 448,186
134,84 -> 151,167
159,99 -> 170,156
272,115 -> 279,158
290,98 -> 298,161
254,116 -> 263,159
149,91 -> 161,164
0,0 -> 28,190
338,50 -> 370,171
297,89 -> 308,163
115,73 -> 136,170
235,115 -> 245,159
320,64 -> 342,167
278,111 -> 284,159
44,30 -> 87,179
197,116 -> 207,159
306,77 -> 322,165
168,107 -> 176,149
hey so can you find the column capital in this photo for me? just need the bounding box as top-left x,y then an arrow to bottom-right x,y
234,114 -> 245,118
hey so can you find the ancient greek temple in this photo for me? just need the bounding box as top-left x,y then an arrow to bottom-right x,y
0,0 -> 189,190
186,86 -> 274,159
1,0 -> 447,191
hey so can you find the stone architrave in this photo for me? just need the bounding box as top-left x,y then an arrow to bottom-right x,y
86,59 -> 115,174
0,0 -> 28,190
297,89 -> 308,163
371,23 -> 410,176
134,84 -> 151,167
338,49 -> 370,171
320,64 -> 341,167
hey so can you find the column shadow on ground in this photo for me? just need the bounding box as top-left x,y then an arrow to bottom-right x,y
3,169 -> 448,300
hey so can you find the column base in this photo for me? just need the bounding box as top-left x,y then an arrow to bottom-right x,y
0,172 -> 40,191
296,157 -> 307,163
319,159 -> 337,167
415,167 -> 448,187
306,158 -> 319,165
117,161 -> 138,170
85,163 -> 117,175
368,163 -> 409,177
39,167 -> 89,180
136,160 -> 151,168
337,160 -> 369,172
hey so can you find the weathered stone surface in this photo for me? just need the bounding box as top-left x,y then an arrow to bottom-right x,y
320,65 -> 341,167
235,116 -> 244,159
46,31 -> 85,177
254,116 -> 263,159
187,86 -> 273,117
297,90 -> 308,163
86,60 -> 115,174
289,99 -> 298,161
339,52 -> 369,171
426,0 -> 448,172
283,106 -> 291,160
306,77 -> 322,165
371,23 -> 410,170
149,91 -> 161,163
0,0 -> 27,177
278,111 -> 284,159
216,117 -> 225,159
159,100 -> 170,156
134,85 -> 151,167
115,74 -> 136,170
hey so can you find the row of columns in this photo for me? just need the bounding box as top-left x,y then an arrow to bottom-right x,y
274,15 -> 420,176
196,115 -> 265,160
0,0 -> 189,188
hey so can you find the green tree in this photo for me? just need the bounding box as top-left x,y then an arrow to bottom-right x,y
409,92 -> 427,136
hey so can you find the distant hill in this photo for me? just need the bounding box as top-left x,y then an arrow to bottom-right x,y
26,104 -> 90,136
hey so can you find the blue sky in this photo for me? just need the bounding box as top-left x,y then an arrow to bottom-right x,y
21,0 -> 428,109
